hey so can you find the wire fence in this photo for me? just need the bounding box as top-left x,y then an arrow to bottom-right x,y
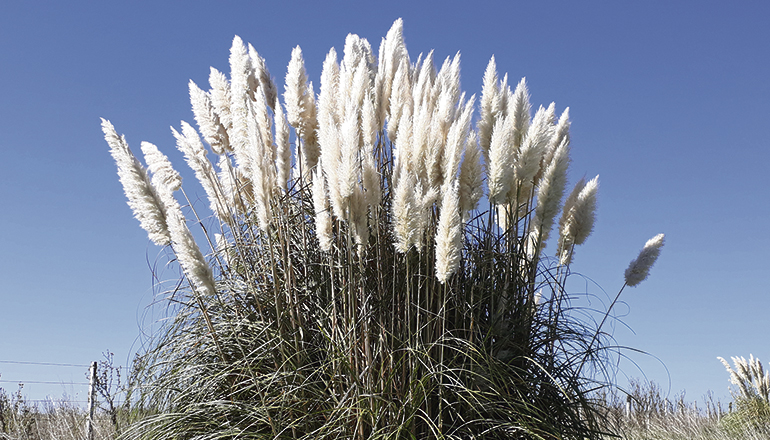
0,359 -> 93,397
0,358 -> 126,406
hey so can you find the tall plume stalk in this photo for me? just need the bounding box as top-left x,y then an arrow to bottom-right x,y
105,19 -> 663,440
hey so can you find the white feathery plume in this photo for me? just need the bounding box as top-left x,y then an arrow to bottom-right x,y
104,129 -> 214,310
413,51 -> 435,109
339,34 -> 372,117
433,58 -> 458,137
253,87 -> 274,163
283,46 -> 320,168
392,171 -> 417,253
426,114 -> 446,190
442,96 -> 475,195
301,80 -> 319,138
229,36 -> 252,99
570,175 -> 599,245
435,180 -> 463,283
496,203 -> 510,232
387,56 -> 412,143
208,67 -> 233,150
247,43 -> 277,110
411,101 -> 432,181
103,119 -> 171,246
361,91 -> 378,151
217,155 -> 248,214
511,105 -> 553,202
318,113 -> 344,219
495,73 -> 510,121
391,105 -> 413,188
719,356 -> 751,398
558,177 -> 585,241
376,18 -> 407,127
532,103 -> 558,183
299,81 -> 321,173
172,122 -> 232,222
139,142 -> 190,273
350,186 -> 369,247
427,86 -> 463,190
274,97 -> 292,191
554,107 -> 571,150
362,153 -> 381,209
487,116 -> 514,205
510,78 -> 531,150
318,48 -> 341,127
624,233 -> 665,287
361,95 -> 381,207
522,105 -> 555,172
478,56 -> 499,160
435,53 -> 461,127
413,184 -> 439,251
284,46 -> 309,130
312,164 -> 334,252
189,80 -> 227,155
374,37 -> 388,131
338,101 -> 360,219
165,197 -> 218,299
459,131 -> 484,217
557,176 -> 599,265
245,99 -> 273,232
527,138 -> 569,256
347,58 -> 369,122
537,105 -> 568,182
140,141 -> 182,193
229,38 -> 253,175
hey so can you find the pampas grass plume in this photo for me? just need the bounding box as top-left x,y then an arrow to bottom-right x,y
487,116 -> 514,205
312,165 -> 334,252
624,233 -> 665,286
435,181 -> 463,283
103,119 -> 171,246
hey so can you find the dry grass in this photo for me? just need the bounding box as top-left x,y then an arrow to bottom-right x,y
0,387 -> 118,440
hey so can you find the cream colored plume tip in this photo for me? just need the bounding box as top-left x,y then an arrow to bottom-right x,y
624,233 -> 665,287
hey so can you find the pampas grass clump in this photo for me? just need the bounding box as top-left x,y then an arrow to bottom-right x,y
105,20 -> 664,440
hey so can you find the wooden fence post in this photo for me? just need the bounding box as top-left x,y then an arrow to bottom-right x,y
86,361 -> 97,440
625,394 -> 632,418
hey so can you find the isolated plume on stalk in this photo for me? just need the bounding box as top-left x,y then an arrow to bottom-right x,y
624,233 -> 665,286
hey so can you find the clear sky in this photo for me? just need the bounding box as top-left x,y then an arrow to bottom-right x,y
1,0 -> 768,405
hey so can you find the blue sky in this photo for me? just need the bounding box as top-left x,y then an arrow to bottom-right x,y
1,1 -> 768,405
